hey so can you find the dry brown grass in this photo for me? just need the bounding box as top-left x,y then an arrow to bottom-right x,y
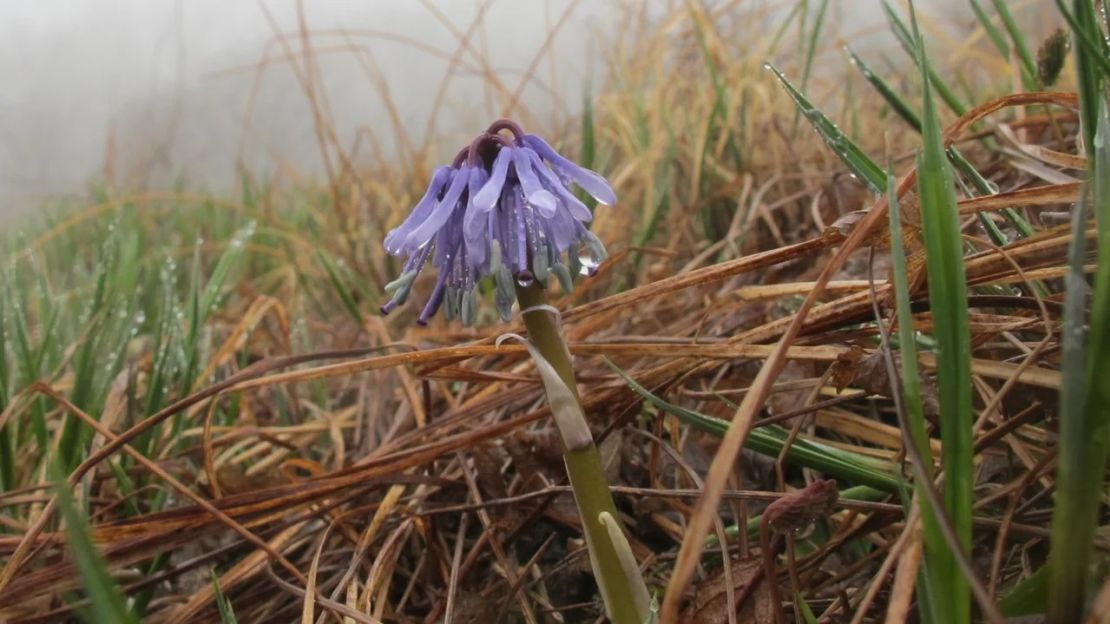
0,2 -> 1093,622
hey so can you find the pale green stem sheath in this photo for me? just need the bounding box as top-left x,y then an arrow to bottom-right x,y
516,281 -> 651,624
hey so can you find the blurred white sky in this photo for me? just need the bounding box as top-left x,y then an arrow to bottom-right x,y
1,1 -> 619,215
0,0 -> 1004,217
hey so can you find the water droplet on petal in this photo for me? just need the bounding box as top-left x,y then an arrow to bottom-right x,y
576,251 -> 600,276
515,270 -> 535,287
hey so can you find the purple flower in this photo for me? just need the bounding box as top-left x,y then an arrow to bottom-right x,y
381,119 -> 613,325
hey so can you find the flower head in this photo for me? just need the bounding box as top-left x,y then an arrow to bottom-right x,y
381,120 -> 613,325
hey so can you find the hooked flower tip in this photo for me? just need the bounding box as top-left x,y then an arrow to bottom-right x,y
380,120 -> 616,326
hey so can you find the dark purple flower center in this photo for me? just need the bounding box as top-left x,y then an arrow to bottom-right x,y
381,119 -> 614,326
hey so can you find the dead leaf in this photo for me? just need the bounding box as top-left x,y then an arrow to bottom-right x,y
854,351 -> 940,418
682,557 -> 776,624
829,345 -> 865,392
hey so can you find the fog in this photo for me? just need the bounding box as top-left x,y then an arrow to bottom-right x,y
1,0 -> 984,218
1,1 -> 624,216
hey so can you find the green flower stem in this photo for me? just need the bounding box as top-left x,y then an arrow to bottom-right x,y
516,282 -> 582,401
516,281 -> 650,624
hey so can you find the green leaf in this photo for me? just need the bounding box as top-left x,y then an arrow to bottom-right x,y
845,46 -> 922,131
794,0 -> 831,134
52,461 -> 138,624
845,46 -> 1034,244
1048,59 -> 1110,621
317,250 -> 364,326
990,0 -> 1041,90
767,64 -> 885,193
910,4 -> 974,621
883,2 -> 968,116
693,17 -> 743,170
1055,0 -> 1110,84
580,87 -> 596,172
887,170 -> 950,624
606,359 -> 902,493
969,0 -> 1011,59
796,593 -> 819,624
1000,565 -> 1048,617
211,569 -> 240,624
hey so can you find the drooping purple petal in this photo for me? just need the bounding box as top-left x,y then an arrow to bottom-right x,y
511,148 -> 558,218
543,200 -> 579,252
403,166 -> 472,250
381,121 -> 617,325
464,211 -> 490,268
496,183 -> 516,274
524,149 -> 593,222
507,187 -> 530,277
470,147 -> 512,212
417,270 -> 449,326
384,166 -> 453,254
522,134 -> 617,206
463,168 -> 493,269
433,201 -> 463,269
463,165 -> 494,244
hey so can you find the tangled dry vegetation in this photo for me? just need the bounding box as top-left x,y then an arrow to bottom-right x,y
0,2 -> 1099,622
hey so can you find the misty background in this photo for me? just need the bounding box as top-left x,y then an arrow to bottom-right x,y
1,0 -> 983,219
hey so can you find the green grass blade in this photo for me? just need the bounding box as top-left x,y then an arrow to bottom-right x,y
639,139 -> 675,250
58,233 -> 119,470
1000,565 -> 1049,617
317,250 -> 364,326
693,17 -> 743,170
1048,90 -> 1110,624
845,46 -> 922,131
182,222 -> 253,392
140,331 -> 173,450
710,485 -> 890,546
107,458 -> 141,518
0,290 -> 12,492
794,0 -> 831,133
764,2 -> 804,58
211,569 -> 240,624
606,360 -> 902,493
1066,0 -> 1110,153
51,461 -> 139,624
946,149 -> 1036,239
5,279 -> 48,454
767,64 -> 885,193
200,222 -> 255,318
797,593 -> 819,624
910,5 -> 974,622
844,45 -> 1035,245
969,0 -> 1011,58
887,171 -> 951,624
580,87 -> 596,172
883,1 -> 968,116
1055,0 -> 1110,82
1047,175 -> 1095,624
990,0 -> 1041,89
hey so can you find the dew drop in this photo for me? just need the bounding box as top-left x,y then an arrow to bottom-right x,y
515,270 -> 535,287
792,522 -> 817,541
576,251 -> 601,276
